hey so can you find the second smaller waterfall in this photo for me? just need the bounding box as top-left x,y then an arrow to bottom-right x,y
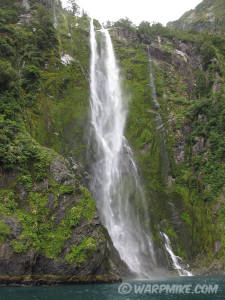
147,45 -> 169,182
22,0 -> 30,10
148,46 -> 191,277
53,0 -> 57,28
147,46 -> 160,110
161,232 -> 193,276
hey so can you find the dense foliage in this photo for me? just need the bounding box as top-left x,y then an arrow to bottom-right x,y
110,17 -> 225,266
167,0 -> 225,34
0,0 -> 102,269
0,0 -> 224,274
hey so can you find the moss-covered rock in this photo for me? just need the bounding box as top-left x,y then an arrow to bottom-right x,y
0,154 -> 118,280
0,0 -> 120,283
110,19 -> 225,274
167,0 -> 225,35
1,0 -> 225,280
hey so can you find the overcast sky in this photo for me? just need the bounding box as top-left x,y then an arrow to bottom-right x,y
61,0 -> 202,25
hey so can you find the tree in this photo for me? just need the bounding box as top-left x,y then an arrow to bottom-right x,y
68,0 -> 80,16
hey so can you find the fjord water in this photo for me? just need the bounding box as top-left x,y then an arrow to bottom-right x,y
89,19 -> 157,278
0,277 -> 224,300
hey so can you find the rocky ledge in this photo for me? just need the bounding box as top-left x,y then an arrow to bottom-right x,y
0,154 -> 121,285
0,274 -> 121,286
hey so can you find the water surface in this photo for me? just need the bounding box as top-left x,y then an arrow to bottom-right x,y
0,276 -> 224,300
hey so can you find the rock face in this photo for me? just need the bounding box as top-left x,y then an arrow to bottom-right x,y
0,155 -> 120,285
167,0 -> 225,34
1,0 -> 225,282
111,15 -> 225,276
0,0 -> 121,285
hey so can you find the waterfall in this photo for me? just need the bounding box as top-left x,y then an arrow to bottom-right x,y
53,0 -> 57,28
148,47 -> 192,276
148,46 -> 160,110
147,45 -> 169,182
22,0 -> 30,10
161,232 -> 193,276
89,19 -> 158,278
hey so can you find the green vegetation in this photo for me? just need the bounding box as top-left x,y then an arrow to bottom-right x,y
0,220 -> 11,245
65,237 -> 97,264
168,0 -> 225,34
0,0 -> 224,273
110,15 -> 225,267
1,184 -> 96,260
0,190 -> 18,216
59,184 -> 75,195
0,0 -> 102,269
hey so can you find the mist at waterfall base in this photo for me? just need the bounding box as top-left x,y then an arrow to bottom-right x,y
1,277 -> 225,300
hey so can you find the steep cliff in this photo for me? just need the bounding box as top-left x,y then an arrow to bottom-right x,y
110,19 -> 225,274
0,0 -> 119,284
167,0 -> 225,34
0,0 -> 225,282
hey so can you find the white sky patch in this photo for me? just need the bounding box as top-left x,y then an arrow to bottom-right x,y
61,0 -> 202,25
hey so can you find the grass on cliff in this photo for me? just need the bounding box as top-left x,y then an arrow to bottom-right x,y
0,1 -> 99,264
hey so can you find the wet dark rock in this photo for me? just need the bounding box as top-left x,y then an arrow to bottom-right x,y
192,137 -> 205,156
0,170 -> 18,189
16,184 -> 28,201
111,27 -> 138,44
1,216 -> 22,238
0,274 -> 121,286
33,180 -> 49,192
0,156 -> 121,285
47,193 -> 55,211
193,258 -> 225,276
148,45 -> 172,65
53,193 -> 76,227
50,157 -> 74,184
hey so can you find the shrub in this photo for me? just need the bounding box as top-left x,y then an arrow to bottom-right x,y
65,238 -> 97,264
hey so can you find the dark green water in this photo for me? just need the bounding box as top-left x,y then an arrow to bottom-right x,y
0,277 -> 224,300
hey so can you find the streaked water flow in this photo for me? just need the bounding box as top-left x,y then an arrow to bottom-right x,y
147,46 -> 192,276
22,0 -> 30,10
161,232 -> 193,276
89,20 -> 157,278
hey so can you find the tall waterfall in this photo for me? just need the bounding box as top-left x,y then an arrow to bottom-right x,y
89,19 -> 158,278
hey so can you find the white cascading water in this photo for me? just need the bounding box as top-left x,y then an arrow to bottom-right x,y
147,46 -> 169,182
161,232 -> 193,276
147,46 -> 160,110
53,0 -> 57,28
89,19 -> 158,278
22,0 -> 30,10
148,46 -> 192,277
